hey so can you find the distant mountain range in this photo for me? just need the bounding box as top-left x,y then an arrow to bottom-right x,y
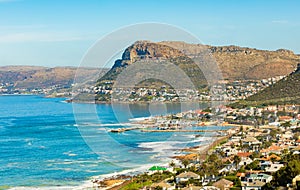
0,66 -> 100,93
2,41 -> 300,104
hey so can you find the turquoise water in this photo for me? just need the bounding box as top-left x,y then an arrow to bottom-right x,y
0,95 -> 223,188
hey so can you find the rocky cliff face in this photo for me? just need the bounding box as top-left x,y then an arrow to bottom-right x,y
99,41 -> 300,85
101,41 -> 206,88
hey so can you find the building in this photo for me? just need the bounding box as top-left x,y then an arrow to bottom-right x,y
212,179 -> 234,190
246,173 -> 273,183
176,171 -> 200,183
265,163 -> 284,173
149,181 -> 175,190
241,180 -> 266,190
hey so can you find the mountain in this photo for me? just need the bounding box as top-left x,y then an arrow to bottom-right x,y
99,41 -> 208,89
97,41 -> 300,85
242,64 -> 300,105
0,66 -> 100,93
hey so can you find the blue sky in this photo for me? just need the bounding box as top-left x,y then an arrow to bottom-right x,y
0,0 -> 299,67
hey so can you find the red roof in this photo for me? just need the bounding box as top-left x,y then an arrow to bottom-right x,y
237,152 -> 252,157
278,116 -> 293,121
260,145 -> 282,153
236,173 -> 246,177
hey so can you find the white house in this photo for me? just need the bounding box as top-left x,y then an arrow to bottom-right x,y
246,173 -> 273,183
241,181 -> 266,190
223,147 -> 238,157
238,157 -> 253,167
265,163 -> 284,173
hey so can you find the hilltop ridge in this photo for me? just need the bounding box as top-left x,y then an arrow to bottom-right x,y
99,41 -> 299,83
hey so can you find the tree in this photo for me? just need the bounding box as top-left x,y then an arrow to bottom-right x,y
293,132 -> 300,141
245,160 -> 260,170
169,161 -> 176,170
271,155 -> 300,186
281,121 -> 291,130
207,154 -> 219,163
233,155 -> 241,169
250,151 -> 261,159
272,160 -> 300,186
262,182 -> 275,190
239,125 -> 243,132
182,159 -> 190,168
238,166 -> 246,173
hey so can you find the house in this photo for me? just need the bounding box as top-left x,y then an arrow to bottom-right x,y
149,181 -> 175,190
265,163 -> 284,173
223,147 -> 238,157
281,131 -> 294,140
236,172 -> 246,181
237,152 -> 252,158
219,163 -> 236,173
201,176 -> 220,186
258,160 -> 272,170
266,105 -> 277,112
239,157 -> 253,167
201,186 -> 220,190
278,115 -> 293,122
237,152 -> 253,166
242,137 -> 261,146
176,171 -> 200,183
260,145 -> 282,156
212,179 -> 234,190
241,180 -> 266,190
182,185 -> 202,190
291,145 -> 300,154
246,173 -> 273,183
261,154 -> 281,162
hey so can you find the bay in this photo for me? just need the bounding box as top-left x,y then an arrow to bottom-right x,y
0,95 -> 214,188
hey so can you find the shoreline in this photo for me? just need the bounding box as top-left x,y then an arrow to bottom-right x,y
7,132 -> 228,190
5,95 -> 235,190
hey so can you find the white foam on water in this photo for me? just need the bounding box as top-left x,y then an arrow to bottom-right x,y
128,116 -> 152,121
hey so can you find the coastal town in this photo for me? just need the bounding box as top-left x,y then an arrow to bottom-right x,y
92,76 -> 284,103
93,104 -> 300,190
0,75 -> 284,102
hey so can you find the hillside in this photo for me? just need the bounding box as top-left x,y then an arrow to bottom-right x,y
243,64 -> 300,105
98,41 -> 300,84
93,41 -> 300,102
99,41 -> 207,89
0,66 -> 100,93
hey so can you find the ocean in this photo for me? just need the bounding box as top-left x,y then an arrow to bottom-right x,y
0,95 -> 223,189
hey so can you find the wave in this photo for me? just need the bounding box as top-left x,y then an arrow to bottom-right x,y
128,116 -> 153,121
138,141 -> 185,156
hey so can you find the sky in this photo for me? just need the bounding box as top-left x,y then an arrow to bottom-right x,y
0,0 -> 300,67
